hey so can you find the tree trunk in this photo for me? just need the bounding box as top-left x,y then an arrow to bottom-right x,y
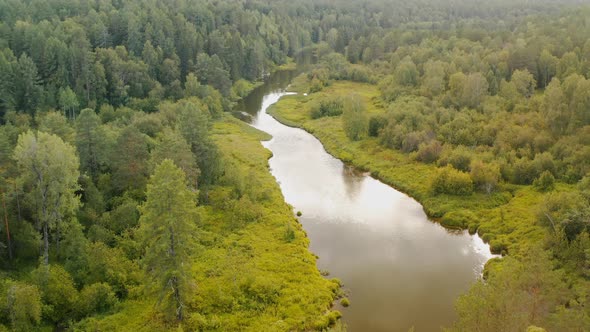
1,190 -> 12,260
14,182 -> 21,223
43,221 -> 49,266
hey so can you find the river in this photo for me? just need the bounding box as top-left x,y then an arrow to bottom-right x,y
234,70 -> 496,332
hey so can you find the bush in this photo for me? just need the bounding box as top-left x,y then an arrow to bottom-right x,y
340,298 -> 350,307
368,115 -> 387,137
76,283 -> 118,317
0,281 -> 42,331
415,140 -> 443,163
310,96 -> 344,119
31,264 -> 78,324
441,210 -> 478,229
342,95 -> 368,141
431,166 -> 474,195
438,146 -> 472,172
533,170 -> 555,192
470,160 -> 501,194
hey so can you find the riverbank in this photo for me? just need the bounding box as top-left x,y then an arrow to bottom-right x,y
268,77 -> 557,258
73,115 -> 341,331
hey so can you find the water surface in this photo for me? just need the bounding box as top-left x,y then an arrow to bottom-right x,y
238,73 -> 495,332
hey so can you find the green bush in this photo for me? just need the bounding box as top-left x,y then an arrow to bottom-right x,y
441,210 -> 478,229
368,115 -> 387,137
431,166 -> 474,196
340,298 -> 350,307
31,265 -> 78,324
310,96 -> 344,119
533,170 -> 555,192
0,280 -> 42,331
76,283 -> 118,317
415,140 -> 443,164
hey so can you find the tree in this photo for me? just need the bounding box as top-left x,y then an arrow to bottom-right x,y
177,102 -> 221,185
75,109 -> 106,178
14,54 -> 42,115
394,56 -> 419,86
184,73 -> 204,98
463,73 -> 489,108
431,165 -> 474,196
452,248 -> 567,332
511,69 -> 536,98
1,281 -> 42,331
542,78 -> 568,135
533,171 -> 555,192
111,126 -> 150,193
138,160 -> 198,321
470,160 -> 501,194
13,131 -> 80,265
150,129 -> 200,189
58,87 -> 79,120
342,95 -> 368,141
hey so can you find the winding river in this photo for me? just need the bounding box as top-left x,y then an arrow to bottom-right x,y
235,70 -> 496,331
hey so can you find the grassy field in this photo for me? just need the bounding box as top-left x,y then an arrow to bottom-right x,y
74,115 -> 341,331
268,78 -> 557,258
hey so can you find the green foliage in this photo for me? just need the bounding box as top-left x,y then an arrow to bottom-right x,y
415,140 -> 443,164
340,297 -> 350,307
342,95 -> 368,141
470,160 -> 501,194
13,130 -> 80,265
451,248 -> 567,332
534,171 -> 556,192
31,264 -> 78,324
368,115 -> 387,137
0,280 -> 42,331
138,159 -> 199,321
76,283 -> 118,317
431,166 -> 474,196
310,96 -> 344,119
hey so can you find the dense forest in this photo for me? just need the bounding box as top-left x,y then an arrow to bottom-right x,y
0,0 -> 589,331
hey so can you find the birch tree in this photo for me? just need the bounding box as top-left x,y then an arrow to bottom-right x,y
13,131 -> 80,265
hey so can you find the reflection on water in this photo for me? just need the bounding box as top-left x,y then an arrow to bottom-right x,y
242,76 -> 496,331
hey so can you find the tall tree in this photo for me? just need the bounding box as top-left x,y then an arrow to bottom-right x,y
111,126 -> 149,193
75,108 -> 106,177
13,131 -> 80,265
138,159 -> 198,321
14,55 -> 42,115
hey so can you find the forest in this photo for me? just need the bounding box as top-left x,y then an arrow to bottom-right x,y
0,0 -> 589,331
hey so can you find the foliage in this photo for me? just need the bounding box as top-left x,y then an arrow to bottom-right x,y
534,171 -> 556,192
138,159 -> 199,321
342,95 -> 368,141
431,166 -> 474,196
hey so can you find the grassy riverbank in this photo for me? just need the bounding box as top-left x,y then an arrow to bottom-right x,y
269,78 -> 559,257
74,115 -> 341,331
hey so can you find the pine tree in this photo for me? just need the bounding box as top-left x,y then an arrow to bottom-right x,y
138,159 -> 198,321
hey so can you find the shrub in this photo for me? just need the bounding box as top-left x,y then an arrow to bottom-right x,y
441,210 -> 478,229
0,281 -> 42,331
368,115 -> 387,137
533,170 -> 555,192
310,96 -> 344,119
342,95 -> 368,141
76,283 -> 118,317
340,298 -> 350,307
470,160 -> 501,194
511,158 -> 538,184
438,146 -> 472,172
31,264 -> 78,324
431,166 -> 474,195
415,140 -> 443,163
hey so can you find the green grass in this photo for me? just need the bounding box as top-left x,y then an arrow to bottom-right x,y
269,78 -> 558,257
